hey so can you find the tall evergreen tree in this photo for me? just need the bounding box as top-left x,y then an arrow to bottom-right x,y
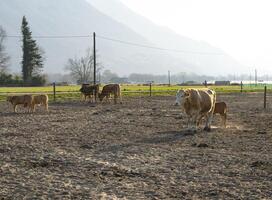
21,16 -> 44,85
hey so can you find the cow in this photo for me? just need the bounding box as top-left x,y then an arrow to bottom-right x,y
79,84 -> 99,102
213,102 -> 227,128
98,84 -> 122,104
175,88 -> 216,132
6,95 -> 33,113
31,94 -> 49,112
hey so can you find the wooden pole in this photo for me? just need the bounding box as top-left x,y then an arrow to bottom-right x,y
93,32 -> 96,85
168,70 -> 171,87
149,82 -> 152,97
93,32 -> 97,101
53,82 -> 56,101
240,81 -> 243,93
264,85 -> 267,109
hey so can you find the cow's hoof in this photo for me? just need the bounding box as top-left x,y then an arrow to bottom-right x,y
203,127 -> 211,132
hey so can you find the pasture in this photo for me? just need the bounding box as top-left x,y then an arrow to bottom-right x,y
0,93 -> 271,199
0,84 -> 270,102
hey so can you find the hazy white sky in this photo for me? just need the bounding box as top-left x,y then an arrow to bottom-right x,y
119,0 -> 272,75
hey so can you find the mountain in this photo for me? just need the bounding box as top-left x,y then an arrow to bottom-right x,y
87,0 -> 246,75
0,0 -> 244,78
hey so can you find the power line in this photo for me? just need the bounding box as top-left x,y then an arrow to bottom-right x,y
6,33 -> 224,55
6,35 -> 91,38
96,34 -> 224,55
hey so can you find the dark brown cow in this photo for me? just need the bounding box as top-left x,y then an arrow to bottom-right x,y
79,84 -> 99,102
98,84 -> 122,104
213,102 -> 227,128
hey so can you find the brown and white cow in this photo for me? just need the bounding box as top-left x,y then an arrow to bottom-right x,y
79,84 -> 99,102
98,84 -> 122,104
214,102 -> 227,128
175,88 -> 216,132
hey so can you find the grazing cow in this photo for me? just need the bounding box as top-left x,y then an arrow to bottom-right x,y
213,102 -> 227,128
79,84 -> 99,102
98,84 -> 122,104
7,95 -> 33,113
175,88 -> 216,132
32,94 -> 49,112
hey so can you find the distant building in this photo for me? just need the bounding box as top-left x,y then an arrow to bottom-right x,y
215,81 -> 230,86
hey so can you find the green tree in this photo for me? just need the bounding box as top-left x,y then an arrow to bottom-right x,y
21,16 -> 45,85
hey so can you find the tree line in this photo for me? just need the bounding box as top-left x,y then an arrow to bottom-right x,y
0,16 -> 100,86
0,16 -> 46,86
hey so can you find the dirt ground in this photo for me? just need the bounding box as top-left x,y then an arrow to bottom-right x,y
0,93 -> 272,199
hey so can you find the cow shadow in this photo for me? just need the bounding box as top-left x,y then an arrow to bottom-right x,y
94,130 -> 195,154
135,130 -> 195,144
51,101 -> 97,108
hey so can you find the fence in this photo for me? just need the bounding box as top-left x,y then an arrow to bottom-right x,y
1,83 -> 272,109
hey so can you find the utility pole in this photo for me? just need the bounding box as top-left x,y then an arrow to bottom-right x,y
168,70 -> 171,86
255,69 -> 257,87
93,32 -> 96,85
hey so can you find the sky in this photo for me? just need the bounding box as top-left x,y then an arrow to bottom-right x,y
119,0 -> 272,75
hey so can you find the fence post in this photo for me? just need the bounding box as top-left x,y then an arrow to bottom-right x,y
149,82 -> 152,97
53,82 -> 56,101
240,81 -> 243,93
264,85 -> 267,109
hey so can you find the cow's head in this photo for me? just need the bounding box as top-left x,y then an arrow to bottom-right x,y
6,96 -> 13,103
175,89 -> 189,106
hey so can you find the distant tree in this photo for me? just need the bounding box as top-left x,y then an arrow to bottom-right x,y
0,26 -> 10,75
65,48 -> 103,84
101,69 -> 119,83
21,16 -> 45,85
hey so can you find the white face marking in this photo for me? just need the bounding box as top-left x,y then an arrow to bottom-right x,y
175,90 -> 185,106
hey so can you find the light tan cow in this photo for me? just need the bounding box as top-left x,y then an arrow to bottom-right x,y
7,95 -> 33,113
214,102 -> 227,128
98,84 -> 122,104
31,94 -> 49,112
175,88 -> 216,132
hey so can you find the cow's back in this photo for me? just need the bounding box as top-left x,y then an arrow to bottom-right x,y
101,84 -> 119,95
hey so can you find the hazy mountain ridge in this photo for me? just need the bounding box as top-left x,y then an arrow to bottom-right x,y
0,0 -> 244,76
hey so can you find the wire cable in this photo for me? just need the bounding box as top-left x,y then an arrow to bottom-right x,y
6,34 -> 224,55
96,34 -> 224,55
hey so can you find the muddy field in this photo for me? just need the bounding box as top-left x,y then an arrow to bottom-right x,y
0,93 -> 272,199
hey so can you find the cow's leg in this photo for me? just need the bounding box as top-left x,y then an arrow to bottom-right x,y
191,113 -> 199,132
13,104 -> 17,113
204,112 -> 214,131
107,94 -> 111,103
30,103 -> 34,112
221,113 -> 227,128
114,94 -> 117,104
186,114 -> 192,130
28,104 -> 32,113
196,114 -> 204,127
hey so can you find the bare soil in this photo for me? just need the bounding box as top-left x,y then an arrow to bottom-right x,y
0,93 -> 272,199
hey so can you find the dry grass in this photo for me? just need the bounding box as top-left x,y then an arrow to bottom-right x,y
0,93 -> 272,199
